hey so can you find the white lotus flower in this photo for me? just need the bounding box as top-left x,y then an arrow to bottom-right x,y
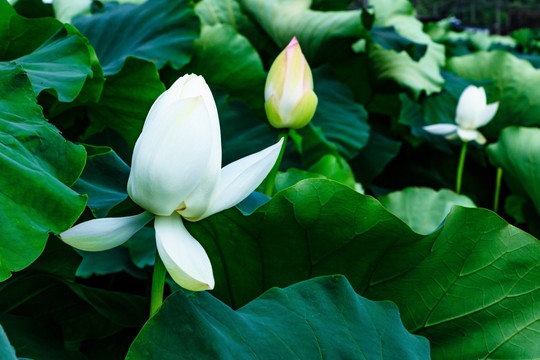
59,74 -> 282,291
423,85 -> 499,145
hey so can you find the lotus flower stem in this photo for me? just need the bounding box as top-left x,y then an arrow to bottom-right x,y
493,167 -> 503,213
264,131 -> 289,196
456,142 -> 468,194
149,252 -> 167,317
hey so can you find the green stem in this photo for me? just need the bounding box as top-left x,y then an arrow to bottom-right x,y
493,167 -> 503,213
263,131 -> 289,197
149,251 -> 166,318
456,142 -> 468,195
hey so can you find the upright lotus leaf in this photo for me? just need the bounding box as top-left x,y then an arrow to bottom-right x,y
367,0 -> 445,97
85,57 -> 166,147
0,0 -> 61,60
379,187 -> 476,234
311,66 -> 370,159
72,0 -> 200,75
183,179 -> 540,358
1,27 -> 92,102
185,24 -> 266,108
0,5 -> 94,102
194,0 -> 279,63
0,69 -> 87,281
366,25 -> 427,61
72,146 -> 130,218
447,51 -> 540,137
195,0 -> 245,28
126,276 -> 430,359
487,127 -> 540,216
238,0 -> 362,61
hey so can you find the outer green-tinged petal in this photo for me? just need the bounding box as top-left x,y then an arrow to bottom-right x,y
288,90 -> 318,129
154,213 -> 214,291
265,95 -> 285,129
128,97 -> 214,216
455,85 -> 485,128
53,0 -> 92,23
58,212 -> 154,251
457,128 -> 480,143
476,102 -> 499,129
423,123 -> 458,135
194,139 -> 284,221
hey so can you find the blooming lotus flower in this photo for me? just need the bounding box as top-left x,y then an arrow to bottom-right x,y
423,85 -> 499,145
59,74 -> 282,291
264,37 -> 318,129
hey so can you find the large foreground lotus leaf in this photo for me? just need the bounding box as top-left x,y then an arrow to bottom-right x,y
126,276 -> 430,359
72,0 -> 200,75
487,126 -> 540,216
447,50 -> 540,137
185,179 -> 540,359
238,0 -> 362,60
368,0 -> 445,97
379,187 -> 476,235
0,69 -> 86,281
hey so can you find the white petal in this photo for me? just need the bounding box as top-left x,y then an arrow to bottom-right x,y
475,131 -> 487,145
154,214 -> 214,291
456,86 -> 485,128
423,123 -> 458,135
475,101 -> 499,128
177,80 -> 222,220
58,212 -> 153,251
193,139 -> 283,220
457,128 -> 479,142
128,96 -> 215,216
52,0 -> 92,23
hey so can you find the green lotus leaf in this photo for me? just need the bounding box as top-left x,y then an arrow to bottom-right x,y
72,146 -> 130,218
85,57 -> 165,147
379,187 -> 476,234
487,126 -> 540,217
367,0 -> 445,97
185,179 -> 540,358
72,0 -> 200,75
0,68 -> 86,281
126,276 -> 430,359
238,0 -> 362,61
184,23 -> 266,109
0,324 -> 16,360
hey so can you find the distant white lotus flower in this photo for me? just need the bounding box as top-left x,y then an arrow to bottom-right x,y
423,85 -> 499,144
59,74 -> 282,291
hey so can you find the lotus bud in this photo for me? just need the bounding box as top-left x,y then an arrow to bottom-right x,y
264,37 -> 318,129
